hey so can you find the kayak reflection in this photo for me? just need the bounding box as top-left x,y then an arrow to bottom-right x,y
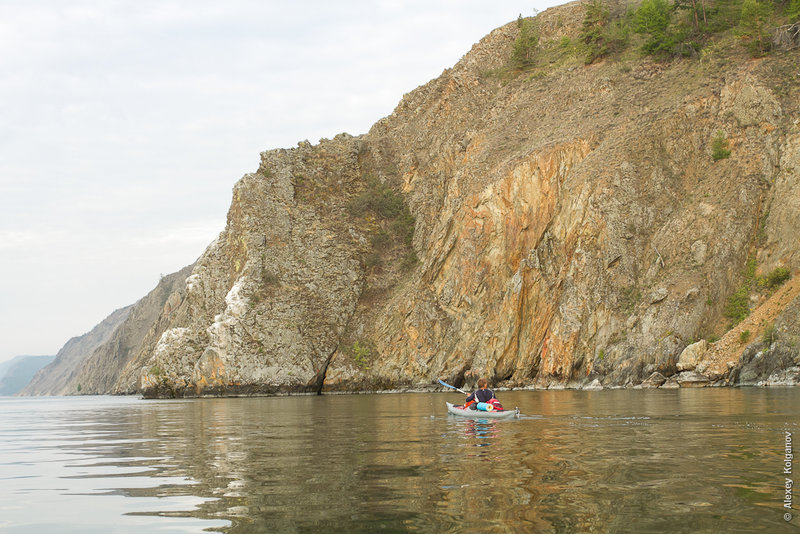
463,418 -> 500,446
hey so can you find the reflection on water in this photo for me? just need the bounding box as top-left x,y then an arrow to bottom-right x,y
1,388 -> 799,532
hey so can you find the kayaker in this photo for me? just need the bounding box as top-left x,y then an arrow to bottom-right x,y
464,378 -> 496,409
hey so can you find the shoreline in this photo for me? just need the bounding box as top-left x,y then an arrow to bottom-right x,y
135,380 -> 798,399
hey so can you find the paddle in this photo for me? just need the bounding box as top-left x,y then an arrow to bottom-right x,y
438,378 -> 468,396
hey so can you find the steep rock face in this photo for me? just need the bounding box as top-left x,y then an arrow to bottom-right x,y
21,307 -> 131,395
69,265 -> 195,394
763,130 -> 800,269
326,4 -> 799,390
118,0 -> 799,396
127,139 -> 368,397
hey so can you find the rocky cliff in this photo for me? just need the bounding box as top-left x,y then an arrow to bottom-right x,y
48,1 -> 800,396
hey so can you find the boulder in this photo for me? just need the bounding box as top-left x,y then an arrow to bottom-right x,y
640,371 -> 667,388
676,340 -> 708,372
584,378 -> 603,390
690,240 -> 707,266
661,376 -> 680,389
675,371 -> 710,387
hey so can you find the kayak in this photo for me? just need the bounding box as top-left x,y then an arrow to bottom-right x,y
446,402 -> 520,420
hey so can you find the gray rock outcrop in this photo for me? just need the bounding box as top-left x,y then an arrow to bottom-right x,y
677,340 -> 708,372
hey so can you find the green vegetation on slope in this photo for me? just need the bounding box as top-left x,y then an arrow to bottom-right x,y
512,14 -> 542,68
724,256 -> 793,325
510,0 -> 799,71
348,178 -> 417,272
711,130 -> 732,161
580,0 -> 631,63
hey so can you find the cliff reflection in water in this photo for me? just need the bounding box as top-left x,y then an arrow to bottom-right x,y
130,389 -> 799,532
1,389 -> 798,532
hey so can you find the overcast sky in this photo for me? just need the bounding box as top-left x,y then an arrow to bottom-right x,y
0,0 -> 566,365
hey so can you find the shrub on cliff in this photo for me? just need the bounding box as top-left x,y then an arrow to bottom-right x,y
634,0 -> 677,54
762,322 -> 777,344
512,15 -> 540,68
349,178 -> 405,219
711,130 -> 732,160
740,329 -> 752,343
788,0 -> 800,21
580,0 -> 631,63
352,341 -> 371,370
349,178 -> 416,270
724,285 -> 751,322
758,266 -> 791,290
722,260 -> 790,327
739,0 -> 775,55
724,256 -> 756,324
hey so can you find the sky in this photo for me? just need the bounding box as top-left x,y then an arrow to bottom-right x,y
0,0 -> 567,365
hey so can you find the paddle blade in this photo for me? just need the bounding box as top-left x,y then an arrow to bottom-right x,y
438,379 -> 467,395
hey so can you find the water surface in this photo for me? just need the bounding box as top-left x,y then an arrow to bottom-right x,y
1,388 -> 798,532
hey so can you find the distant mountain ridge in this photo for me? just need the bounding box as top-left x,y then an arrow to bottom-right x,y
20,307 -> 132,395
0,355 -> 55,395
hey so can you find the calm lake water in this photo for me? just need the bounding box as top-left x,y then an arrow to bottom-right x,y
1,388 -> 798,533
